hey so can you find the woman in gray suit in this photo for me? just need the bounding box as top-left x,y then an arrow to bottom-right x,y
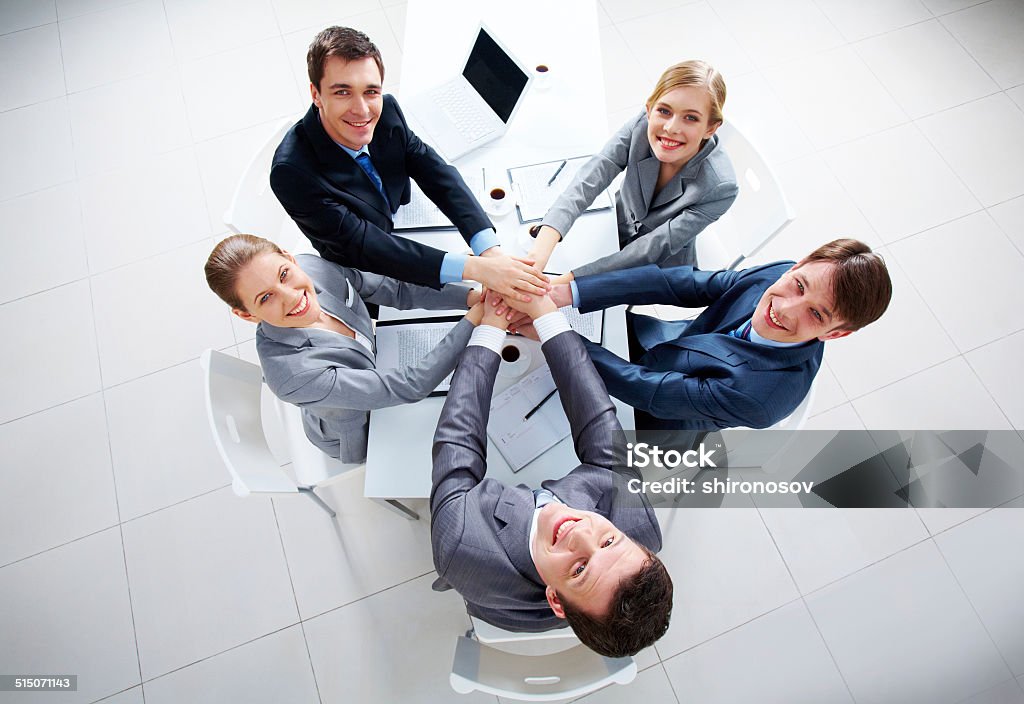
204,234 -> 483,463
529,60 -> 738,281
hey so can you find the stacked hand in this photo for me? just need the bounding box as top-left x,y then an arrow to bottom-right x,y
464,248 -> 549,303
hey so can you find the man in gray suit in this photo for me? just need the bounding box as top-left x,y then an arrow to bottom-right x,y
430,294 -> 673,658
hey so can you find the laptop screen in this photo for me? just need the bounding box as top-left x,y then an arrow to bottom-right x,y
462,28 -> 530,123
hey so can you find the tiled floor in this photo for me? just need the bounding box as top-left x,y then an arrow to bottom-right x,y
0,0 -> 1022,702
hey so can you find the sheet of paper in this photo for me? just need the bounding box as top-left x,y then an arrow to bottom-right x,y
392,169 -> 485,230
487,365 -> 571,471
562,306 -> 602,344
508,156 -> 613,223
374,321 -> 459,393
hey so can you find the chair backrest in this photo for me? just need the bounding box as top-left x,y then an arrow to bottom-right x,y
696,119 -> 795,271
200,349 -> 298,496
223,116 -> 309,252
450,636 -> 636,701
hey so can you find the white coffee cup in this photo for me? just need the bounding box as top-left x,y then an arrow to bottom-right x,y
484,185 -> 515,217
533,64 -> 552,92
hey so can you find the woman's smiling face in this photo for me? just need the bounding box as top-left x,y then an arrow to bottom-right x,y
230,251 -> 322,328
646,85 -> 719,170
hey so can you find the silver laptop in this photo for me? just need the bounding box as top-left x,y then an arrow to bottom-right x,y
405,24 -> 534,161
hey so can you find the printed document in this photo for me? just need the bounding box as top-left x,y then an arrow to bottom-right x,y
487,365 -> 570,471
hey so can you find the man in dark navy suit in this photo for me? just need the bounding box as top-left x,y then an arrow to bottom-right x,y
272,26 -> 547,298
547,239 -> 893,431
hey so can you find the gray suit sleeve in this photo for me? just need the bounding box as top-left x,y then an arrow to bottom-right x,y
573,179 -> 738,277
274,318 -> 475,411
541,331 -> 621,469
346,267 -> 471,311
430,345 -> 501,573
541,115 -> 638,238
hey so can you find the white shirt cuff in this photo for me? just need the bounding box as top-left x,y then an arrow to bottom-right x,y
533,311 -> 572,344
468,325 -> 506,354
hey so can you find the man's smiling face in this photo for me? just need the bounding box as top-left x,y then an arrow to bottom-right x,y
311,55 -> 383,150
750,261 -> 852,343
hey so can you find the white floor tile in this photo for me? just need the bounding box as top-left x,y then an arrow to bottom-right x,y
104,358 -> 229,520
597,24 -> 650,113
759,508 -> 928,593
0,280 -> 101,424
0,97 -> 74,201
662,600 -> 853,703
618,2 -> 755,85
601,0 -> 699,23
0,24 -> 64,112
0,528 -> 140,703
179,36 -> 299,142
383,3 -> 407,48
823,123 -> 980,243
889,211 -> 1024,351
164,0 -> 279,62
0,394 -> 117,566
936,507 -> 1024,675
79,147 -> 210,272
0,183 -> 87,304
67,67 -> 192,178
853,357 -> 1012,429
967,331 -> 1024,429
990,194 -> 1024,256
94,687 -> 144,704
194,118 -> 288,235
121,488 -> 298,680
652,507 -> 799,659
711,0 -> 845,68
90,238 -> 235,386
959,679 -> 1024,704
941,0 -> 1024,89
0,0 -> 56,34
917,507 -> 989,535
855,20 -> 999,119
816,0 -> 931,41
723,71 -> 815,167
142,625 -> 319,704
922,0 -> 988,14
745,154 -> 879,268
1009,85 -> 1024,113
273,469 -> 435,619
270,0 -> 380,35
806,540 -> 1012,704
804,403 -> 866,430
58,0 -> 174,93
826,253 -> 958,399
918,93 -> 1024,207
575,663 -> 677,703
56,0 -> 139,20
807,361 -> 848,416
303,573 -> 490,704
765,46 -> 908,149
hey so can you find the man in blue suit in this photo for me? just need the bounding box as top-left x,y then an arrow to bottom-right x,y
548,239 -> 892,431
271,26 -> 547,299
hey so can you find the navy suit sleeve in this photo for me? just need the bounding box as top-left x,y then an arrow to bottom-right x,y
585,341 -> 772,428
391,99 -> 494,244
575,264 -> 742,313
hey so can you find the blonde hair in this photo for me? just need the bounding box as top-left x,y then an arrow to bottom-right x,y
646,60 -> 727,126
204,234 -> 283,310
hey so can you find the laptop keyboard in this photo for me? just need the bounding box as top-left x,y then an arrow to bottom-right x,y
434,85 -> 495,143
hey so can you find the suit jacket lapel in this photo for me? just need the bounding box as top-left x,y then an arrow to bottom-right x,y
634,156 -> 660,220
302,104 -> 393,221
493,486 -> 544,585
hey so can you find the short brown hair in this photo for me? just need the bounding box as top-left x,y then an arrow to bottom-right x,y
307,26 -> 385,92
798,238 -> 892,332
646,59 -> 727,126
204,234 -> 283,310
559,552 -> 673,658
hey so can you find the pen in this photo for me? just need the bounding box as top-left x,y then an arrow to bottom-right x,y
524,388 -> 558,420
546,160 -> 567,186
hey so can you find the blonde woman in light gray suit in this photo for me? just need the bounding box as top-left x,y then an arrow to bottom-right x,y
529,60 -> 738,283
205,234 -> 484,462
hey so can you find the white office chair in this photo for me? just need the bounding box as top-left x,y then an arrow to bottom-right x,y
450,632 -> 637,701
695,118 -> 796,271
200,348 -> 355,518
222,116 -> 311,253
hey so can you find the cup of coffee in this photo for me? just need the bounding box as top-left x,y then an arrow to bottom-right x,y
485,184 -> 514,216
501,345 -> 520,363
497,339 -> 532,379
534,64 -> 552,92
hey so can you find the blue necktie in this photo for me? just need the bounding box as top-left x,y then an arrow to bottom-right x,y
729,321 -> 752,341
354,152 -> 389,208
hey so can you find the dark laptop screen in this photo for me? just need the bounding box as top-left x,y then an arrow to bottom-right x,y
462,28 -> 529,123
